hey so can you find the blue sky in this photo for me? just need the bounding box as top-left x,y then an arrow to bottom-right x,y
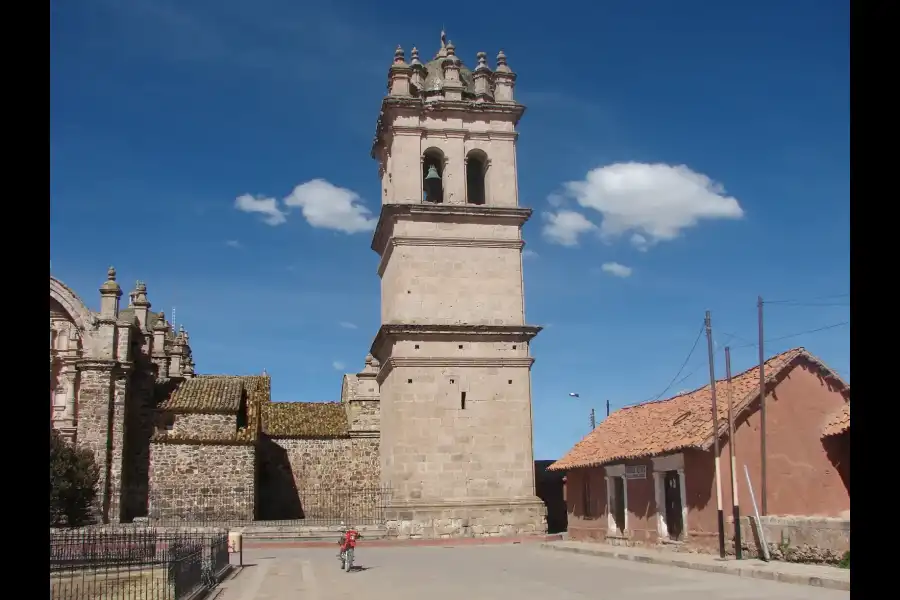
50,0 -> 849,460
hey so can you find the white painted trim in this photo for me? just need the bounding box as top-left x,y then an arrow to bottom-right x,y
605,476 -> 615,531
651,452 -> 685,473
653,472 -> 668,539
604,464 -> 626,477
678,469 -> 688,537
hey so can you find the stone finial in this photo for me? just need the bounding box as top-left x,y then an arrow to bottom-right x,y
496,49 -> 511,72
154,311 -> 168,331
446,41 -> 456,57
100,266 -> 121,293
393,45 -> 407,66
365,353 -> 374,365
132,281 -> 150,306
410,46 -> 421,65
475,51 -> 490,72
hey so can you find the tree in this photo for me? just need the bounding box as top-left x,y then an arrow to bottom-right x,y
50,430 -> 100,527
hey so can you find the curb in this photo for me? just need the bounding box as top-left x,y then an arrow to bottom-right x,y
540,543 -> 850,591
245,533 -> 564,550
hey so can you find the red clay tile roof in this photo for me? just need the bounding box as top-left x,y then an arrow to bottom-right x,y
822,403 -> 850,437
548,348 -> 848,471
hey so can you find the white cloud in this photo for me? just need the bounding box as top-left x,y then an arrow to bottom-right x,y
235,194 -> 286,226
600,262 -> 633,278
332,361 -> 346,371
225,240 -> 242,248
284,179 -> 377,234
547,162 -> 744,248
338,321 -> 357,330
522,249 -> 539,259
235,179 -> 376,234
541,210 -> 597,246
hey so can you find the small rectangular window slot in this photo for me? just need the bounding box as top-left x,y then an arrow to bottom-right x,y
461,391 -> 467,410
512,345 -> 517,350
508,380 -> 513,384
450,379 -> 455,384
414,344 -> 419,349
407,379 -> 413,384
458,344 -> 463,349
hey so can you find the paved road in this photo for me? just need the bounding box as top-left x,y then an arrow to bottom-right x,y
218,544 -> 849,600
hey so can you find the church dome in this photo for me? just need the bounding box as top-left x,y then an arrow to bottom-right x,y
422,57 -> 476,96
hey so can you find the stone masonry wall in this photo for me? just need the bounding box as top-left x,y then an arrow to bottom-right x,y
730,515 -> 850,564
275,437 -> 380,488
256,436 -> 381,521
169,412 -> 238,438
148,442 -> 255,522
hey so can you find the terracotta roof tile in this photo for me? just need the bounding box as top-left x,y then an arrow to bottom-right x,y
549,348 -> 848,471
159,376 -> 244,413
261,402 -> 349,438
154,374 -> 271,443
822,403 -> 850,437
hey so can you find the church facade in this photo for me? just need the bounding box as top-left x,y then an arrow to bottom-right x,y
49,33 -> 547,538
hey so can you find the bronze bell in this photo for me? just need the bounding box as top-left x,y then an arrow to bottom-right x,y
424,164 -> 442,203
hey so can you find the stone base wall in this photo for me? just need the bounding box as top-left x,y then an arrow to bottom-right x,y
148,441 -> 256,521
729,515 -> 850,564
384,497 -> 548,539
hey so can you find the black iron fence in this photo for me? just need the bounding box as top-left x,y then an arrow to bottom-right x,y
105,484 -> 392,527
50,528 -> 229,600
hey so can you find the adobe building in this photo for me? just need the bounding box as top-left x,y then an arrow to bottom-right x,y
549,348 -> 849,552
49,32 -> 547,537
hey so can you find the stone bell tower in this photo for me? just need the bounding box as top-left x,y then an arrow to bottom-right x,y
370,32 -> 546,537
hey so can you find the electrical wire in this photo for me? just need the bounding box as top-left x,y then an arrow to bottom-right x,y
730,321 -> 849,348
645,323 -> 706,403
764,293 -> 849,305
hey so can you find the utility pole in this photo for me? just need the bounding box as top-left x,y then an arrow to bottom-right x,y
705,311 -> 726,559
757,296 -> 768,515
725,347 -> 743,559
590,408 -> 596,430
606,399 -> 610,417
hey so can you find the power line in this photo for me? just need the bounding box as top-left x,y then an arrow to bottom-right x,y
765,293 -> 849,305
639,323 -> 705,404
731,321 -> 849,349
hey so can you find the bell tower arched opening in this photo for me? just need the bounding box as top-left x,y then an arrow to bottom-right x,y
422,147 -> 445,203
465,149 -> 488,205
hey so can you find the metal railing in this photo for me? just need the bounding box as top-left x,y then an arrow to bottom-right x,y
50,528 -> 229,600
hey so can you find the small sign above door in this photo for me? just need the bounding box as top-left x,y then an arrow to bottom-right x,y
625,465 -> 647,480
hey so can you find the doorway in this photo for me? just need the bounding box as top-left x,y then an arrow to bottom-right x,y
664,470 -> 684,540
612,476 -> 626,534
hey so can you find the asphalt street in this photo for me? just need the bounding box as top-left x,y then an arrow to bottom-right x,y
217,544 -> 850,600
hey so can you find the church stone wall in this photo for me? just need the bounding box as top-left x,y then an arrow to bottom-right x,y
270,438 -> 380,489
148,442 -> 255,521
169,413 -> 237,438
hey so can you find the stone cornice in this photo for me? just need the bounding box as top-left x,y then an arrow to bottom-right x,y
371,203 -> 533,255
349,430 -> 380,439
372,96 -> 526,158
389,125 -> 517,141
370,323 -> 541,359
377,237 -> 524,276
376,356 -> 535,385
75,359 -> 118,371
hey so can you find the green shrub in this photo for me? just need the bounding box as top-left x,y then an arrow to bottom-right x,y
838,550 -> 850,569
50,430 -> 100,527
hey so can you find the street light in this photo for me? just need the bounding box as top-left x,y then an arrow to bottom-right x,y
569,393 -> 612,430
569,392 -> 596,430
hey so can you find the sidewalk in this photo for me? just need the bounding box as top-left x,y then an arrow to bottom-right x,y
541,541 -> 850,591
